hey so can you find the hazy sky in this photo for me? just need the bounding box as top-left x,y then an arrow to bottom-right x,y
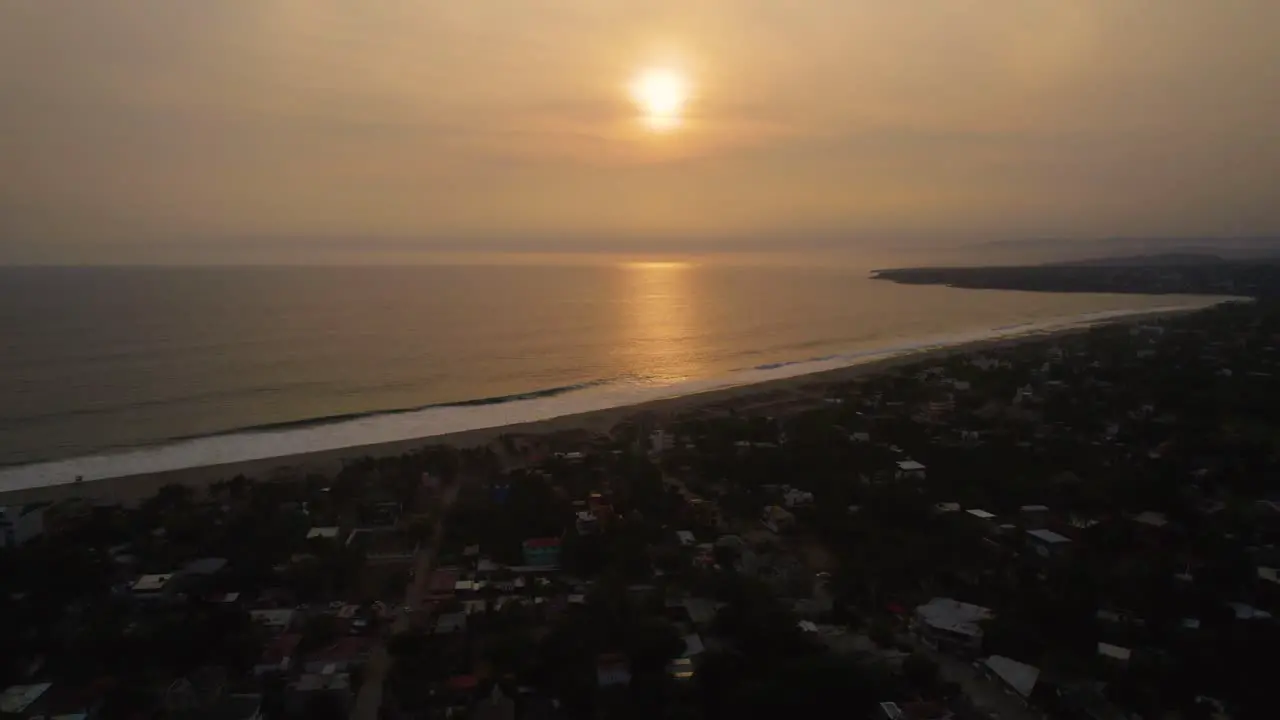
2,1 -> 1278,263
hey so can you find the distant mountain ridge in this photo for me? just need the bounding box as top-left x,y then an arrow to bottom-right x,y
969,237 -> 1280,265
1049,253 -> 1228,267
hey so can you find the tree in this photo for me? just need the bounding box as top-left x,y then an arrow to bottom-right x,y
903,653 -> 941,692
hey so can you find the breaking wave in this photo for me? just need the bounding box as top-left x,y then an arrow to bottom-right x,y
0,303 -> 1224,494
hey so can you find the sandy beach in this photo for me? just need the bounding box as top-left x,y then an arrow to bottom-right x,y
0,302 -> 1229,507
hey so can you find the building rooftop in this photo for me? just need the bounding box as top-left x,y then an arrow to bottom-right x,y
1,683 -> 52,714
916,597 -> 994,637
1133,511 -> 1169,527
897,460 -> 926,471
307,527 -> 341,539
984,655 -> 1040,698
1027,528 -> 1072,544
250,609 -> 297,629
966,509 -> 996,519
132,573 -> 176,592
1097,642 -> 1132,661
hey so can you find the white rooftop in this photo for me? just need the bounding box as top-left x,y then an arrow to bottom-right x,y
1027,529 -> 1072,544
307,527 -> 340,539
675,530 -> 696,546
1133,511 -> 1168,527
250,609 -> 296,627
966,509 -> 996,519
1,683 -> 52,714
984,656 -> 1040,698
1258,567 -> 1279,584
1020,504 -> 1050,512
1097,642 -> 1131,661
897,460 -> 926,471
132,573 -> 175,592
916,597 -> 994,637
1228,602 -> 1272,620
682,633 -> 705,657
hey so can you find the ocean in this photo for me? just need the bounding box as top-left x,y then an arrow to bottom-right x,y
0,263 -> 1215,491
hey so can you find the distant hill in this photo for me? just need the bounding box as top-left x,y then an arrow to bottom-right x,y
872,257 -> 1280,297
1050,253 -> 1227,268
969,237 -> 1280,265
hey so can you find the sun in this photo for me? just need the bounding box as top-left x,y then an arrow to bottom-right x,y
629,68 -> 689,132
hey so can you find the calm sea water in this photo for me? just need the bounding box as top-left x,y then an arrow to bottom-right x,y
0,264 -> 1211,483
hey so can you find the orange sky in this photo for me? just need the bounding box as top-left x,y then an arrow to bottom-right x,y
1,1 -> 1278,263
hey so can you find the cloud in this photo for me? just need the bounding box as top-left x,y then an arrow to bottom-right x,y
1,1 -> 1278,262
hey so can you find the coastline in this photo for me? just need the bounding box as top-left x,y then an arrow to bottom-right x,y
0,300 -> 1231,506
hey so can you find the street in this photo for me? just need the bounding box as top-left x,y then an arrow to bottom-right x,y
350,481 -> 459,720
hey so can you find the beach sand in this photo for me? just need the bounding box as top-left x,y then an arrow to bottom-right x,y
0,303 -> 1225,507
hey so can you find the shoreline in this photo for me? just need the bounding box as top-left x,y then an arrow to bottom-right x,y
0,301 -> 1232,506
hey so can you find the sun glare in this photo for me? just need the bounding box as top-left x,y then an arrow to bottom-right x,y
630,68 -> 689,132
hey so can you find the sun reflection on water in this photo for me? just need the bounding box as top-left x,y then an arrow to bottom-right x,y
619,260 -> 701,383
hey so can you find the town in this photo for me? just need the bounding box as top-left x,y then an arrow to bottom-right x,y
4,300 -> 1279,720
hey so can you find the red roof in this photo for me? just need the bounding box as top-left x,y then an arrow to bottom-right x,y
260,634 -> 302,665
426,570 -> 459,592
448,674 -> 479,691
523,537 -> 561,549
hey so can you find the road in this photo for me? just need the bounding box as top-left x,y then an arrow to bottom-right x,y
350,481 -> 459,720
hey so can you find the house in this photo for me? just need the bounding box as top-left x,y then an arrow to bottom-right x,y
596,654 -> 631,687
249,609 -> 297,633
1026,529 -> 1072,558
426,570 -> 459,599
307,527 -> 341,541
1097,642 -> 1131,664
675,530 -> 696,547
255,634 -> 302,676
982,655 -> 1040,699
682,634 -> 705,658
1227,602 -> 1271,620
0,504 -> 46,547
132,573 -> 178,597
668,657 -> 695,681
1,683 -> 52,716
1132,511 -> 1169,528
913,598 -> 994,653
895,460 -> 927,480
575,511 -> 599,535
521,538 -> 562,567
934,502 -> 961,514
965,509 -> 998,530
850,432 -> 871,443
782,487 -> 814,508
435,611 -> 468,635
